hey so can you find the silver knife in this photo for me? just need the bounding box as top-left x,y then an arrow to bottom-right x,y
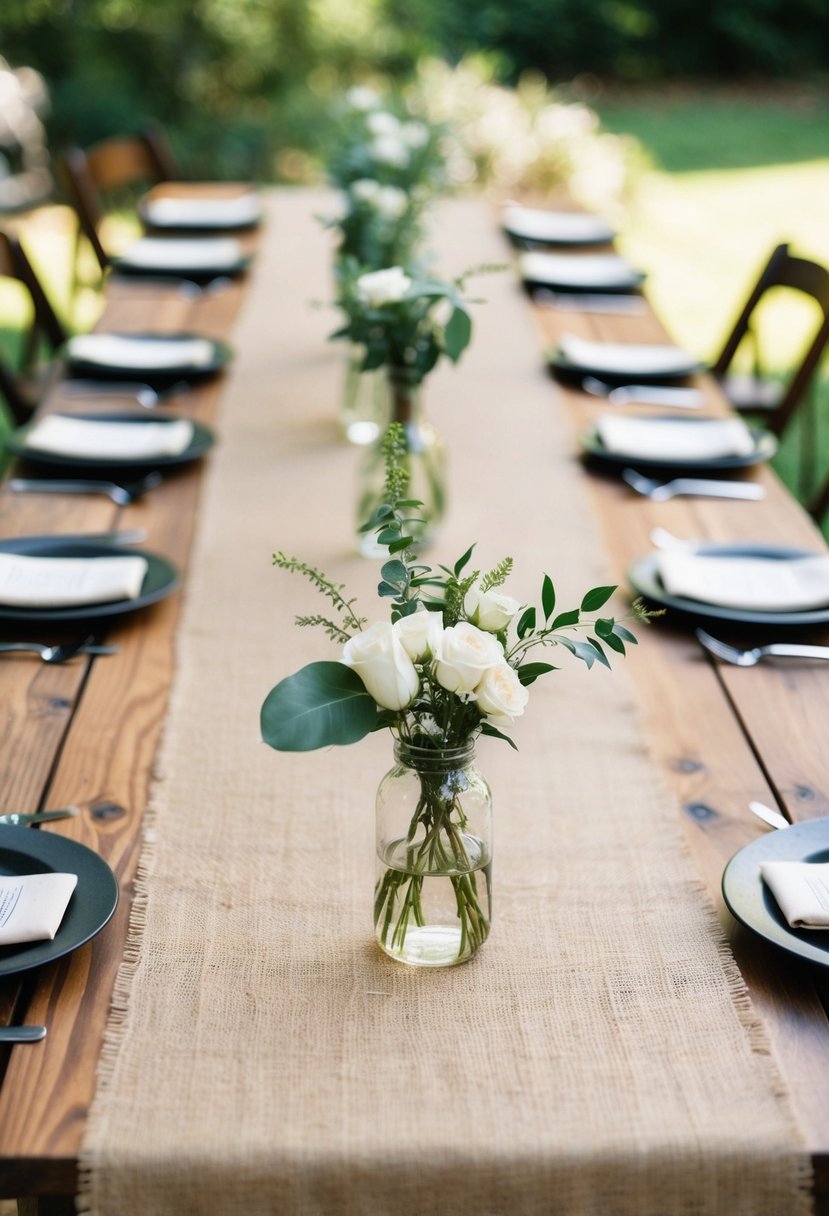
607,384 -> 704,407
0,530 -> 147,546
659,478 -> 766,501
0,1026 -> 47,1042
748,801 -> 790,831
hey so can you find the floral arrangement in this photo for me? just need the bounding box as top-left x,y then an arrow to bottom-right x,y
327,88 -> 447,198
331,260 -> 484,384
408,57 -> 640,215
261,428 -> 649,962
323,178 -> 427,273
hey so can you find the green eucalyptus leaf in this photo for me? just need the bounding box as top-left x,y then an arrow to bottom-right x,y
594,618 -> 614,638
551,608 -> 580,630
388,536 -> 413,554
377,581 -> 398,597
558,638 -> 596,669
454,543 -> 476,577
613,623 -> 638,644
381,560 -> 408,586
443,306 -> 473,361
603,632 -> 626,655
517,661 -> 558,686
586,637 -> 611,668
261,662 -> 378,752
377,528 -> 400,544
479,721 -> 519,750
581,585 -> 617,612
517,606 -> 536,638
541,574 -> 556,621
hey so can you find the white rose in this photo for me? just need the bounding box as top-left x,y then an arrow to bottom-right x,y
394,609 -> 443,662
401,120 -> 429,148
342,621 -> 419,711
473,662 -> 529,727
356,266 -> 412,308
350,178 -> 380,204
464,587 -> 522,633
434,622 -> 505,694
374,185 -> 408,219
346,86 -> 381,112
370,135 -> 410,168
366,111 -> 401,137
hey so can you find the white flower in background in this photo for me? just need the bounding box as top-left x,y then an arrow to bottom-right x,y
374,185 -> 409,219
401,121 -> 429,148
434,622 -> 504,694
473,662 -> 529,727
342,621 -> 419,711
464,587 -> 522,633
366,111 -> 401,137
350,178 -> 381,204
394,609 -> 443,662
356,266 -> 412,308
346,86 -> 381,112
370,135 -> 410,168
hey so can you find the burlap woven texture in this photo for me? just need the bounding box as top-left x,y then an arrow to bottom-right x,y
78,191 -> 812,1216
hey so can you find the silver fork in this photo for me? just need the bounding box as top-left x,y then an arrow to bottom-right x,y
60,379 -> 190,408
9,471 -> 162,505
0,807 -> 79,826
696,628 -> 829,665
0,637 -> 119,663
623,468 -> 765,501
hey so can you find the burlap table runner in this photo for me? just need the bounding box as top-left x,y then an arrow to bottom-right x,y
78,191 -> 812,1215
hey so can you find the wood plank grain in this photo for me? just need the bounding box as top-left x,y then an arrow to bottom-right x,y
529,289 -> 829,1162
0,243 -> 251,1195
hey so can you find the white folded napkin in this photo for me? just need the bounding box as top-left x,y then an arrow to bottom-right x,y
117,236 -> 242,272
520,251 -> 639,289
504,206 -> 614,244
24,415 -> 194,460
67,333 -> 215,370
596,414 -> 756,461
760,861 -> 829,929
0,872 -> 77,945
0,552 -> 148,608
559,333 -> 696,376
656,550 -> 829,611
143,193 -> 261,228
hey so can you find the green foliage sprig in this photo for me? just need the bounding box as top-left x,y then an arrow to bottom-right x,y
262,425 -> 658,755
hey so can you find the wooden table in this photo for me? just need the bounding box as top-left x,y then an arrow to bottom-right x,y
0,189 -> 828,1213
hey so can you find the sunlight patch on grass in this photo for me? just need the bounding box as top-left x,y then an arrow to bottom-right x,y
614,159 -> 829,368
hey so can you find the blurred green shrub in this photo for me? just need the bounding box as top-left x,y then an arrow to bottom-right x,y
0,0 -> 825,186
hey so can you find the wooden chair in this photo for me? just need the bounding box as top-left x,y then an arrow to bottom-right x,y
60,125 -> 178,280
0,229 -> 67,425
712,243 -> 829,439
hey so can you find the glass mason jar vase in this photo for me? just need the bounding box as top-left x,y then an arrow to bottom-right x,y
374,740 -> 492,968
340,343 -> 390,446
356,367 -> 447,558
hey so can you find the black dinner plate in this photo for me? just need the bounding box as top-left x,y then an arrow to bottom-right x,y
521,255 -> 645,295
580,418 -> 777,472
138,193 -> 262,232
628,542 -> 829,627
0,825 -> 118,976
110,250 -> 251,281
63,332 -> 233,381
5,410 -> 216,473
503,210 -> 615,249
722,817 -> 829,968
550,350 -> 703,383
0,538 -> 179,624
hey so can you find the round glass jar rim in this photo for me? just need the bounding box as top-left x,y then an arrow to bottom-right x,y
393,738 -> 477,770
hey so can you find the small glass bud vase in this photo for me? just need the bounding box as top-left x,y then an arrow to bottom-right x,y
356,366 -> 447,558
340,343 -> 390,446
374,740 -> 492,968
